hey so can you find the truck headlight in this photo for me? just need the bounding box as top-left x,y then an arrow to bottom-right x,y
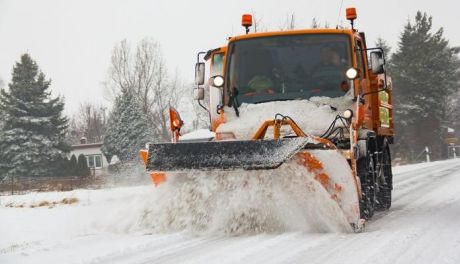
343,109 -> 353,119
211,75 -> 225,87
346,68 -> 358,80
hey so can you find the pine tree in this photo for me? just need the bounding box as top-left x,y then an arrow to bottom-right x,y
0,54 -> 70,177
102,89 -> 152,162
77,154 -> 90,177
375,38 -> 392,63
68,154 -> 78,176
391,12 -> 460,161
53,156 -> 70,177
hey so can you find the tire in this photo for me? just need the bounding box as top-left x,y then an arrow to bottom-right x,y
358,142 -> 377,220
375,145 -> 392,211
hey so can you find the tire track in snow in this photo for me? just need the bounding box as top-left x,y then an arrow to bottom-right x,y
372,160 -> 460,224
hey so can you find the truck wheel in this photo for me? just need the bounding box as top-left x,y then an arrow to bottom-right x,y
358,149 -> 376,220
376,146 -> 392,210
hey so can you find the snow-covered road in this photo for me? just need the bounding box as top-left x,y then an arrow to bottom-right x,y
1,159 -> 460,264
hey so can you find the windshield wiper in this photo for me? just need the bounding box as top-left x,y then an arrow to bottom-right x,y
253,98 -> 293,104
230,87 -> 240,117
254,98 -> 338,111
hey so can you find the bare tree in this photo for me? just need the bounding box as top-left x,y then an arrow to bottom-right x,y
106,38 -> 184,142
251,12 -> 267,33
310,17 -> 330,29
311,17 -> 320,28
69,103 -> 107,144
279,13 -> 296,31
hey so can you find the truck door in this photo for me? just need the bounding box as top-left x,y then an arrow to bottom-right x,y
209,51 -> 226,129
354,38 -> 374,130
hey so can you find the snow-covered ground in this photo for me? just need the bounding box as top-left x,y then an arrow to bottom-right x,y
1,159 -> 460,264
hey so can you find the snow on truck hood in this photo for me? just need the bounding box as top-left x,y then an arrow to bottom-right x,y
180,129 -> 215,141
217,92 -> 354,139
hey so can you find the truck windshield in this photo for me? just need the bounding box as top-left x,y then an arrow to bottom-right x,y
228,34 -> 352,105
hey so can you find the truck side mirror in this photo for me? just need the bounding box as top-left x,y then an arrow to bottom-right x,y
193,87 -> 204,100
195,63 -> 205,85
370,51 -> 385,74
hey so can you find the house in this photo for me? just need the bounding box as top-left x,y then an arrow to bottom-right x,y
68,137 -> 110,175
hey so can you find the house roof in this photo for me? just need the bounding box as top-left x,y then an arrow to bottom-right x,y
71,142 -> 103,150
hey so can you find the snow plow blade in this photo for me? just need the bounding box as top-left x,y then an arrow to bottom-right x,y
146,137 -> 330,171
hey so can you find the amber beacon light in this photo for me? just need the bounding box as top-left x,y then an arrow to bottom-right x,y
242,14 -> 253,34
346,7 -> 357,30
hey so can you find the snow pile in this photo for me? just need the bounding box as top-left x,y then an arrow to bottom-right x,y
105,153 -> 355,235
217,91 -> 354,139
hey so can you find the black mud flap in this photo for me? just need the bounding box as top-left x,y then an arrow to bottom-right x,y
147,137 -> 329,171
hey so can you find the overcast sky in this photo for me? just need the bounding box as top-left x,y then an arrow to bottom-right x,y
0,0 -> 459,115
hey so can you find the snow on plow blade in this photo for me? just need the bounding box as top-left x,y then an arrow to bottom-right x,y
146,137 -> 330,171
143,137 -> 362,229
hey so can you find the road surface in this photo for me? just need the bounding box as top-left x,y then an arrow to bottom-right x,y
1,159 -> 460,264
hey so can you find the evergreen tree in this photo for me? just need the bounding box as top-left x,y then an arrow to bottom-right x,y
391,12 -> 460,161
68,154 -> 78,176
0,54 -> 70,177
375,37 -> 392,64
53,156 -> 70,177
76,154 -> 90,177
102,89 -> 152,162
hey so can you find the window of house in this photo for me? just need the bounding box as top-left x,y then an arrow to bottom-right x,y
86,154 -> 103,168
95,155 -> 102,168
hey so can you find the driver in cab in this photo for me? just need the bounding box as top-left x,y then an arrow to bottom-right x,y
310,46 -> 350,93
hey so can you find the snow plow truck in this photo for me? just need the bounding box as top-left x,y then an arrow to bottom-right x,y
140,8 -> 394,231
